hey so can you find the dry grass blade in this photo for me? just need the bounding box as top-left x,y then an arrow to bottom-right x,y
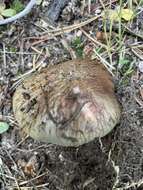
131,47 -> 143,60
122,24 -> 143,40
11,52 -> 47,90
93,49 -> 115,75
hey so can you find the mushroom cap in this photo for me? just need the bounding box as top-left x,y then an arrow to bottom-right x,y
13,58 -> 121,146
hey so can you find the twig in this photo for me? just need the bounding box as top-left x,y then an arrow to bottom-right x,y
2,43 -> 6,72
80,28 -> 111,50
19,172 -> 49,186
0,51 -> 38,55
25,15 -> 100,42
10,183 -> 50,190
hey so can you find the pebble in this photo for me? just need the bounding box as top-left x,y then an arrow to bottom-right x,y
138,61 -> 143,73
95,9 -> 101,15
76,30 -> 82,37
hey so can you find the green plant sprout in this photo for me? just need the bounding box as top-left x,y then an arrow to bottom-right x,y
71,37 -> 84,57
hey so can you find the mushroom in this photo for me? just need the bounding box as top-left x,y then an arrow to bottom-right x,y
13,58 -> 121,146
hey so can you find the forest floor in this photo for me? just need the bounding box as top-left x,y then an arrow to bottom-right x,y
0,0 -> 143,190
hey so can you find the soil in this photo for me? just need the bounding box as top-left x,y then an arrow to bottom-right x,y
0,0 -> 143,190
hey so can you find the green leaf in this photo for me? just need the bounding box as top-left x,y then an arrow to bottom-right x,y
36,0 -> 43,5
121,9 -> 134,21
71,37 -> 84,57
0,3 -> 6,14
119,58 -> 130,65
11,0 -> 24,13
103,8 -> 134,22
0,122 -> 9,134
0,15 -> 4,20
1,8 -> 16,18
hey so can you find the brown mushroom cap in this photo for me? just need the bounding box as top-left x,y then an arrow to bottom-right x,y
13,58 -> 121,146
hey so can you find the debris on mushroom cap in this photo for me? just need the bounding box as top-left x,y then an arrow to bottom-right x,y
13,58 -> 121,147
